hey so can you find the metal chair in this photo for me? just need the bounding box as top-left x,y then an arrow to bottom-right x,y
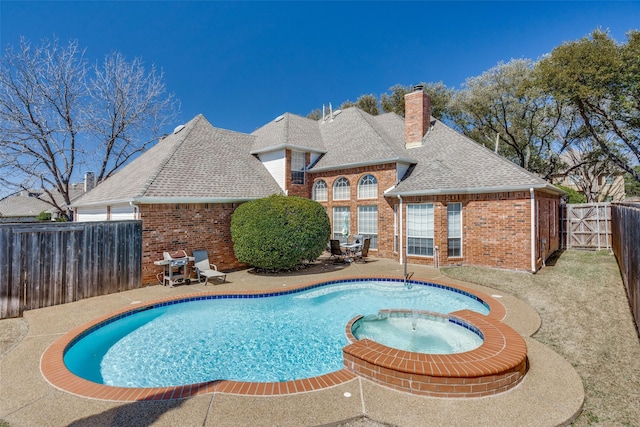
193,249 -> 227,284
355,238 -> 371,263
329,239 -> 346,263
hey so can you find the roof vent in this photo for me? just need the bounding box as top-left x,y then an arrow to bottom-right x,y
274,115 -> 285,122
173,124 -> 185,134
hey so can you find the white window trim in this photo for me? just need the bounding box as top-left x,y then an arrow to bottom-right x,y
406,203 -> 434,257
447,202 -> 463,258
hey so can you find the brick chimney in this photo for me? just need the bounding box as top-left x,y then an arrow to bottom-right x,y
404,86 -> 431,149
84,171 -> 95,192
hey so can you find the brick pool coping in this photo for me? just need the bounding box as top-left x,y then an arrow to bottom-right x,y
40,275 -> 510,401
343,309 -> 528,398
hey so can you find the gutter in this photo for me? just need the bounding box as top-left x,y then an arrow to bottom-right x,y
386,182 -> 565,198
250,144 -> 326,156
72,196 -> 260,208
530,187 -> 536,273
398,194 -> 403,266
310,158 -> 416,174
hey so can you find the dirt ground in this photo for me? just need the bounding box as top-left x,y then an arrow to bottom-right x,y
442,250 -> 640,427
2,250 -> 638,426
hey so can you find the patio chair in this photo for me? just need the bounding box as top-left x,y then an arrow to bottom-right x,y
192,249 -> 227,284
355,238 -> 371,263
329,239 -> 346,263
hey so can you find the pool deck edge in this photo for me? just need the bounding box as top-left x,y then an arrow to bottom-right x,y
1,258 -> 583,427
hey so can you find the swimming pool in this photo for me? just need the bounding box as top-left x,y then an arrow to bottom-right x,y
42,276 -> 526,400
63,279 -> 490,387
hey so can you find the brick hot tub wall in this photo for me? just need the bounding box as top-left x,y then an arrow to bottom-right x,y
343,309 -> 528,398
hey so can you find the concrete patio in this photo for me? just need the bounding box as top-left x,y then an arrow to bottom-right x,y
0,258 -> 583,426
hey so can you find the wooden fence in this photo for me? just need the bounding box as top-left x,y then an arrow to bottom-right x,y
561,203 -> 612,250
611,202 -> 640,337
0,220 -> 142,319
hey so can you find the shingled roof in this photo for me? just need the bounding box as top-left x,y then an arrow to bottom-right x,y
251,108 -> 415,170
386,119 -> 560,196
74,103 -> 561,208
72,115 -> 282,206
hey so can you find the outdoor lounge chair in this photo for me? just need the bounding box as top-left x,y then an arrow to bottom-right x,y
192,249 -> 227,284
355,238 -> 371,263
329,239 -> 346,263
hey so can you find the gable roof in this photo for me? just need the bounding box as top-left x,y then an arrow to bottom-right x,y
0,194 -> 52,218
386,119 -> 562,196
251,108 -> 415,171
0,184 -> 88,218
72,115 -> 282,207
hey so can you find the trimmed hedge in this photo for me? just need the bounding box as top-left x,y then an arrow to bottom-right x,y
231,194 -> 331,270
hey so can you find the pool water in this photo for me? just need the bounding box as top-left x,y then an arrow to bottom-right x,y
64,280 -> 489,387
352,312 -> 484,354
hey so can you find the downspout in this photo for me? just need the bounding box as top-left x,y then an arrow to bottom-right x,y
130,201 -> 140,220
398,195 -> 403,266
530,188 -> 536,273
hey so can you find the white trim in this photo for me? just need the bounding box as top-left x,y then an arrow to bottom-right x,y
73,196 -> 260,208
530,187 -> 536,273
398,195 -> 403,265
388,183 -> 565,197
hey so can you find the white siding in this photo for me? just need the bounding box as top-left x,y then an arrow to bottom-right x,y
75,207 -> 107,222
110,204 -> 136,220
258,149 -> 286,191
397,162 -> 411,182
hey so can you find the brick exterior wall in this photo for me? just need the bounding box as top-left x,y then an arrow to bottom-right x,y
306,163 -> 398,255
137,157 -> 560,284
139,203 -> 246,285
302,164 -> 561,272
285,150 -> 312,197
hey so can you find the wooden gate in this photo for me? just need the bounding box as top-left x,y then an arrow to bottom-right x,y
561,203 -> 612,250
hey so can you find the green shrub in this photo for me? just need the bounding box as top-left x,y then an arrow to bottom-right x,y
35,211 -> 51,221
231,194 -> 330,271
556,185 -> 586,204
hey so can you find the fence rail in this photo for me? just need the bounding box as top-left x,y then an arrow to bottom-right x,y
0,220 -> 142,319
611,202 -> 640,337
561,203 -> 612,250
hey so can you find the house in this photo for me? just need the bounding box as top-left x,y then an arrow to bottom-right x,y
551,169 -> 626,202
72,87 -> 564,285
0,179 -> 91,222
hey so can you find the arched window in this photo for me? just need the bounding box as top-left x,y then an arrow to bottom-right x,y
333,177 -> 350,200
312,180 -> 328,201
357,174 -> 378,199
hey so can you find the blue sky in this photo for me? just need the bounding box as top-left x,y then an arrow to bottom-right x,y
1,1 -> 639,135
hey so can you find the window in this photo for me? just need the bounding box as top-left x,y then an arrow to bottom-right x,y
605,175 -> 615,185
447,203 -> 462,257
358,206 -> 378,249
333,207 -> 350,243
407,204 -> 434,256
312,180 -> 328,201
357,174 -> 378,199
291,151 -> 305,185
333,177 -> 350,200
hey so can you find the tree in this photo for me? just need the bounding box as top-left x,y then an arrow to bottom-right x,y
536,29 -> 640,185
381,82 -> 453,120
448,59 -> 579,179
230,195 -> 330,271
625,166 -> 640,198
381,84 -> 409,116
0,37 -> 179,216
560,141 -> 623,202
341,94 -> 379,115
